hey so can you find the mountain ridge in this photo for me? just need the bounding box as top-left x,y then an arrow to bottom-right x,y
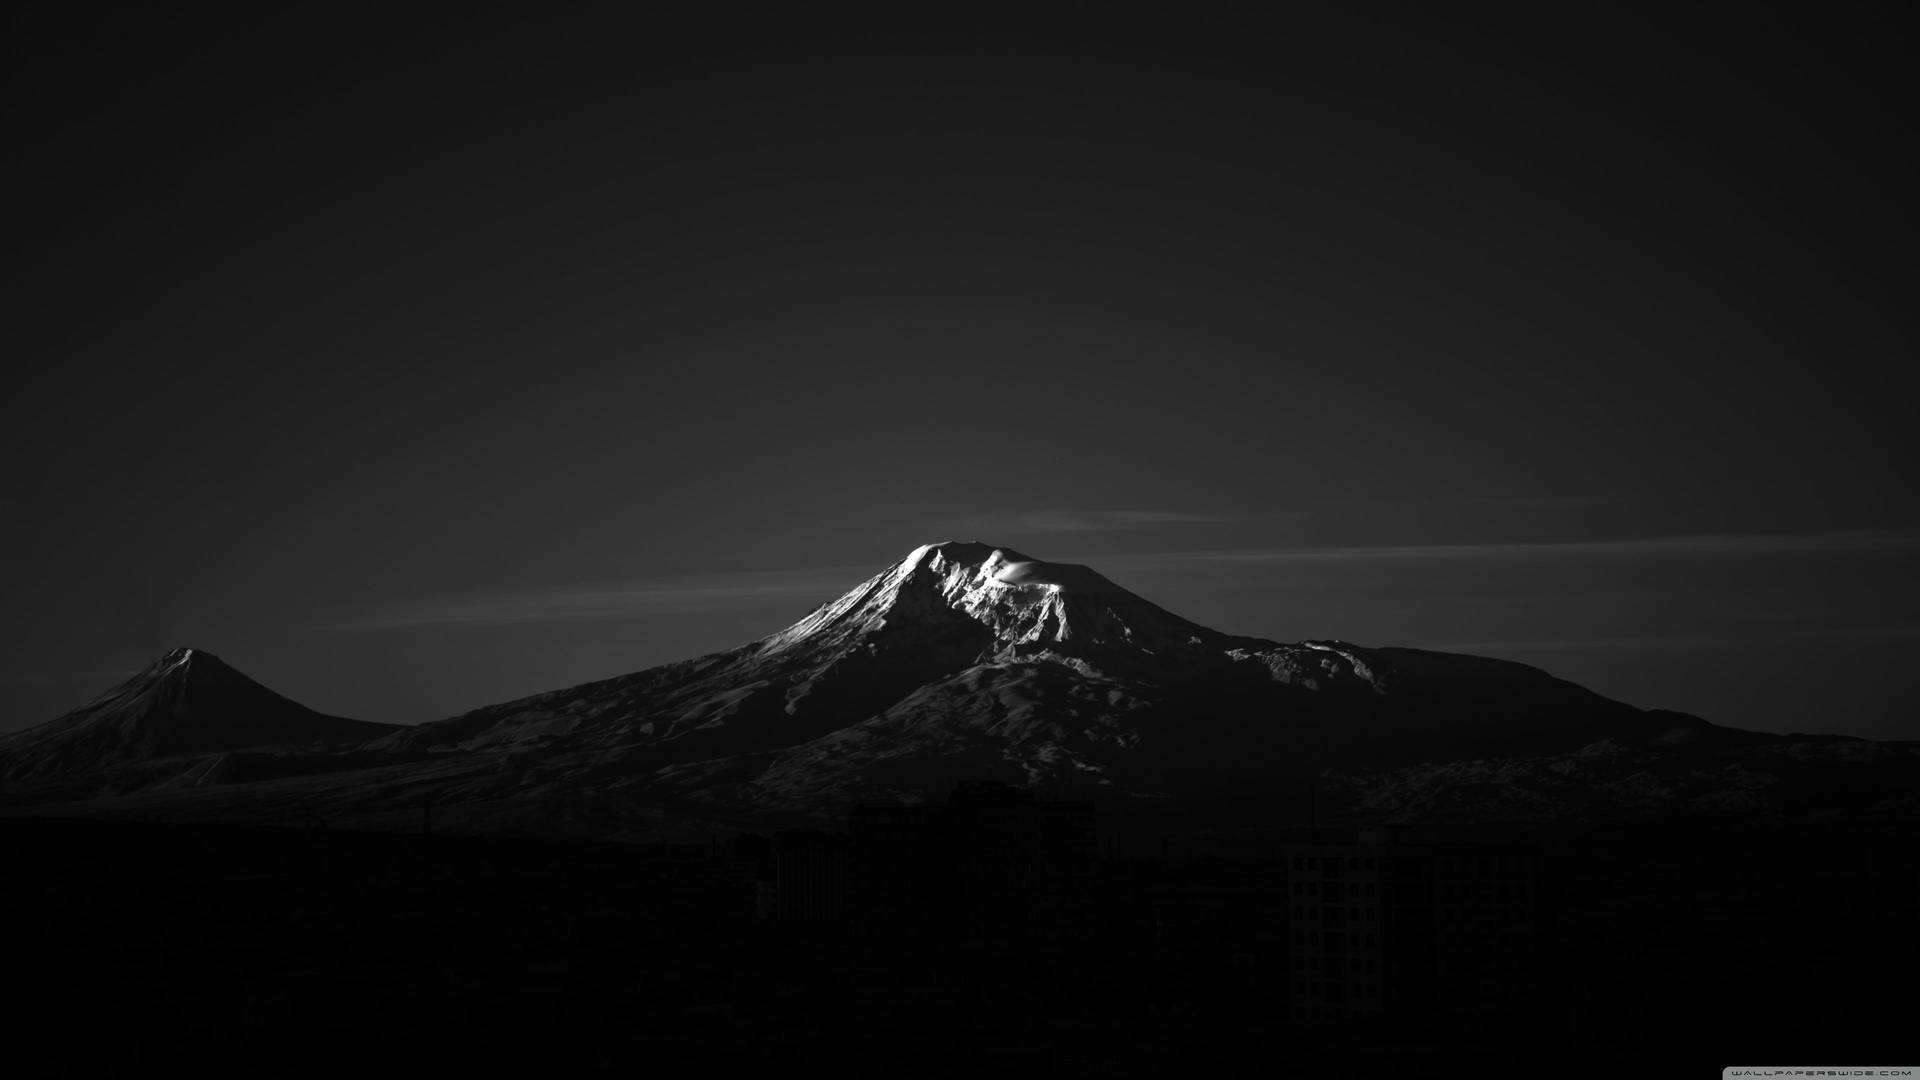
4,542 -> 1906,837
356,541 -> 1728,819
0,647 -> 395,784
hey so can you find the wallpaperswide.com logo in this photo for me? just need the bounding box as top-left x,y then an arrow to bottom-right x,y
1735,1060 -> 1912,1068
1724,1070 -> 1916,1078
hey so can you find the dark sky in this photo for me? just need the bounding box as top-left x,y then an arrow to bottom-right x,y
6,4 -> 1915,738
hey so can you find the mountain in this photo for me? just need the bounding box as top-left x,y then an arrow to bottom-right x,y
362,542 -> 1725,819
4,542 -> 1907,837
0,648 -> 395,785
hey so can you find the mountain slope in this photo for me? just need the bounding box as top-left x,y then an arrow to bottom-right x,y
375,541 -> 1719,816
12,543 -> 1855,838
1325,730 -> 1920,825
0,648 -> 395,783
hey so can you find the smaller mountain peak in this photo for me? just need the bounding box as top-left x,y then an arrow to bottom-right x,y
148,647 -> 238,682
150,646 -> 199,675
162,645 -> 225,663
0,645 -> 393,783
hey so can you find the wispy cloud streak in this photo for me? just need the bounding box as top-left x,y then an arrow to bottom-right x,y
322,529 -> 1920,632
324,566 -> 873,631
1432,624 -> 1920,654
949,509 -> 1234,534
1162,528 -> 1920,564
1427,635 -> 1741,653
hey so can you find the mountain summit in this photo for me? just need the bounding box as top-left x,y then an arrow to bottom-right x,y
370,541 -> 1714,818
7,544 -> 1901,836
0,648 -> 393,783
758,541 -> 1216,664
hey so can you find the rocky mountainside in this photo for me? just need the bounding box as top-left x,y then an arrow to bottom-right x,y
358,542 -> 1719,818
3,543 -> 1905,837
1324,728 -> 1920,826
0,648 -> 394,785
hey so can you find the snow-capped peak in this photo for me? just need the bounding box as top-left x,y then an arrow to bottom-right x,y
756,540 -> 1213,659
149,646 -> 228,682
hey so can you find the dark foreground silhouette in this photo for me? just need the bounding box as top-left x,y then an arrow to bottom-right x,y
5,792 -> 1914,1075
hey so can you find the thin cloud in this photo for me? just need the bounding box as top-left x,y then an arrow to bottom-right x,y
1431,624 -> 1920,655
1474,495 -> 1619,510
1799,624 -> 1920,642
1427,635 -> 1739,654
318,530 -> 1920,631
1164,528 -> 1920,564
0,669 -> 140,685
951,509 -> 1235,534
322,566 -> 872,631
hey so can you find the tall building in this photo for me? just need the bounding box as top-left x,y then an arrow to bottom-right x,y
1285,825 -> 1539,1026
